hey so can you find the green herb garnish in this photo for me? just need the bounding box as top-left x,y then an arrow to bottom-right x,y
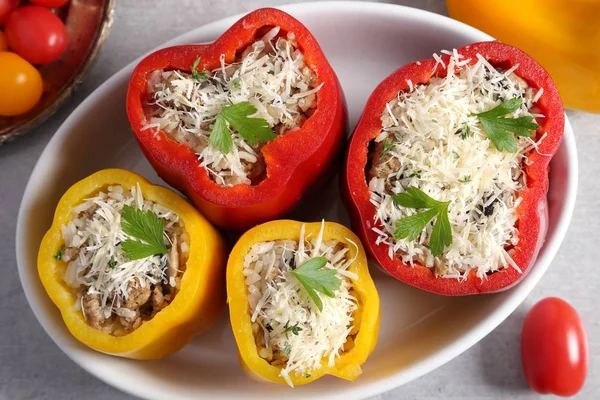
455,123 -> 471,139
408,170 -> 422,179
53,249 -> 62,261
283,343 -> 292,356
382,138 -> 394,155
459,175 -> 471,183
231,77 -> 241,89
283,321 -> 303,338
290,256 -> 341,312
120,205 -> 168,260
474,97 -> 538,152
392,187 -> 452,257
210,101 -> 276,154
107,256 -> 117,269
306,371 -> 312,378
191,57 -> 207,82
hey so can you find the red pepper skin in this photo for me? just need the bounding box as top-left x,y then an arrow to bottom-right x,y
342,42 -> 564,296
126,8 -> 346,231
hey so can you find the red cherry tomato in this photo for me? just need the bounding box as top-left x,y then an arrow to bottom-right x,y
0,0 -> 19,26
521,297 -> 588,396
30,0 -> 70,7
5,5 -> 67,65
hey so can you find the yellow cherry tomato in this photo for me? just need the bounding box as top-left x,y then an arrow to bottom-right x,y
0,51 -> 43,116
0,31 -> 8,51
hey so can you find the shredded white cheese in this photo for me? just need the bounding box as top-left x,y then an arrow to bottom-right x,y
145,27 -> 321,186
368,51 -> 545,279
244,221 -> 358,387
60,184 -> 183,319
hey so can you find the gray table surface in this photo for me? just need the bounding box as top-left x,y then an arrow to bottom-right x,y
1,0 -> 598,399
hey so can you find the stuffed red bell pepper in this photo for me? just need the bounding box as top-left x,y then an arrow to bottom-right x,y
343,42 -> 564,295
126,8 -> 346,231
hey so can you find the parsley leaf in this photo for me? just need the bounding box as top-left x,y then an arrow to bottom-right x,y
408,170 -> 422,179
394,208 -> 439,241
455,123 -> 471,139
459,175 -> 471,183
53,249 -> 62,261
283,343 -> 292,356
120,205 -> 167,260
191,57 -> 207,82
474,97 -> 538,152
107,256 -> 117,270
231,77 -> 241,89
209,102 -> 276,154
392,187 -> 453,257
429,204 -> 452,257
210,114 -> 233,154
392,186 -> 441,209
382,138 -> 394,155
283,321 -> 303,338
290,256 -> 341,312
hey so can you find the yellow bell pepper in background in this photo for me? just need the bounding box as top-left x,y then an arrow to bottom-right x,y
226,220 -> 380,386
37,169 -> 226,359
446,0 -> 600,113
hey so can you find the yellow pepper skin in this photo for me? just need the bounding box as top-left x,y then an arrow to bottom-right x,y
37,169 -> 226,359
446,0 -> 600,113
227,220 -> 380,385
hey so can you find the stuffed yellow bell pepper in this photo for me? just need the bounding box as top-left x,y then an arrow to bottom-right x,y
446,0 -> 600,113
227,220 -> 380,386
37,169 -> 226,359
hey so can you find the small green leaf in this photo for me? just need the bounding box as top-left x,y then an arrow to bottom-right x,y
476,97 -> 522,118
392,187 -> 453,256
107,256 -> 117,270
475,97 -> 539,152
220,101 -> 276,146
121,205 -> 167,260
459,175 -> 471,183
429,205 -> 452,257
382,138 -> 394,155
394,208 -> 438,241
455,123 -> 471,139
210,102 -> 275,154
290,256 -> 341,312
283,321 -> 303,338
479,118 -> 519,152
408,170 -> 422,179
283,343 -> 292,356
231,77 -> 241,89
392,187 -> 443,209
209,113 -> 233,153
53,249 -> 62,261
191,57 -> 207,82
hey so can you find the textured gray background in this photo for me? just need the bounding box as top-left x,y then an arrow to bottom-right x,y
0,0 -> 597,399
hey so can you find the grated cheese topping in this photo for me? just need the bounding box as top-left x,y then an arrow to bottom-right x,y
144,27 -> 321,186
368,50 -> 546,279
244,221 -> 359,387
60,184 -> 187,331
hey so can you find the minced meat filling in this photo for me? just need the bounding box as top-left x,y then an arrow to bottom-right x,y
144,26 -> 320,186
59,184 -> 189,336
